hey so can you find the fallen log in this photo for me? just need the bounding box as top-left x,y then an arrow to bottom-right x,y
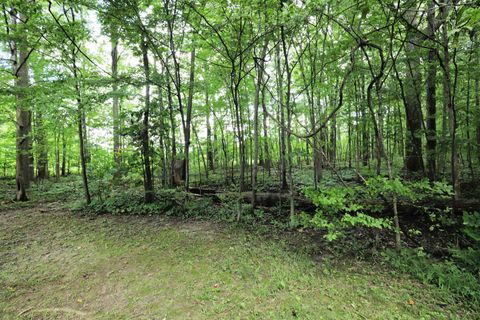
241,192 -> 315,211
189,187 -> 480,214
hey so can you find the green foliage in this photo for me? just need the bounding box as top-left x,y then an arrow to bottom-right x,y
366,177 -> 454,203
366,176 -> 415,200
301,186 -> 391,241
383,248 -> 480,303
451,212 -> 480,276
77,185 -> 221,219
75,187 -> 161,215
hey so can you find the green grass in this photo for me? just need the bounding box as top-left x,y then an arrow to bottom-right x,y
0,205 -> 477,319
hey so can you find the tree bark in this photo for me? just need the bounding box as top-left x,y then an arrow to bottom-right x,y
206,90 -> 214,172
441,0 -> 460,200
261,85 -> 271,176
12,11 -> 32,201
141,39 -> 154,203
35,111 -> 48,180
184,44 -> 195,189
280,2 -> 295,224
166,65 -> 177,187
426,1 -> 437,181
275,39 -> 288,190
403,10 -> 425,176
70,9 -> 91,204
61,125 -> 66,176
252,38 -> 267,208
111,30 -> 121,178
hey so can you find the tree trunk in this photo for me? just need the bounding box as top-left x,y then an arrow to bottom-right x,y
61,126 -> 66,176
157,63 -> 168,187
12,11 -> 32,201
141,39 -> 154,203
70,9 -> 91,204
111,31 -> 121,178
403,12 -> 425,176
261,85 -> 271,176
35,111 -> 48,180
184,44 -> 195,189
275,41 -> 288,190
280,5 -> 295,225
166,68 -> 177,187
55,129 -> 60,181
426,0 -> 437,181
252,39 -> 267,208
476,39 -> 480,167
441,1 -> 460,200
206,90 -> 214,172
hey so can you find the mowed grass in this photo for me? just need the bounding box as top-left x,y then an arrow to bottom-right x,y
0,205 -> 476,319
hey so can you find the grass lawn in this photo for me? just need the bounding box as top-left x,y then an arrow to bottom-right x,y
0,204 -> 476,319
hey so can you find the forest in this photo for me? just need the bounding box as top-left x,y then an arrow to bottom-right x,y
1,0 -> 480,318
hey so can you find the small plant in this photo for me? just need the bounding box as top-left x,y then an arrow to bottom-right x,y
301,186 -> 391,241
383,248 -> 480,303
451,211 -> 480,276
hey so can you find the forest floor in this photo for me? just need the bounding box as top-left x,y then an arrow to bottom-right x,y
1,202 -> 477,319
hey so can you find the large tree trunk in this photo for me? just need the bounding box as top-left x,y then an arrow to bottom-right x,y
13,11 -> 32,201
403,10 -> 424,176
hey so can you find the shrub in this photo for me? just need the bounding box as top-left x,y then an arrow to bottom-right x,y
451,211 -> 480,276
301,186 -> 391,241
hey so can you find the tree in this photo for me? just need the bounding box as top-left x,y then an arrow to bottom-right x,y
4,5 -> 33,201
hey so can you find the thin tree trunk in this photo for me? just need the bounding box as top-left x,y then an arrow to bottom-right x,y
280,5 -> 295,224
476,32 -> 480,167
441,0 -> 460,200
465,47 -> 474,177
61,125 -> 66,176
275,40 -> 288,190
111,30 -> 121,179
55,129 -> 60,181
35,111 -> 48,180
252,38 -> 267,208
141,39 -> 154,203
206,90 -> 214,172
426,0 -> 437,181
184,44 -> 195,189
261,85 -> 271,176
68,9 -> 91,204
166,70 -> 177,187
